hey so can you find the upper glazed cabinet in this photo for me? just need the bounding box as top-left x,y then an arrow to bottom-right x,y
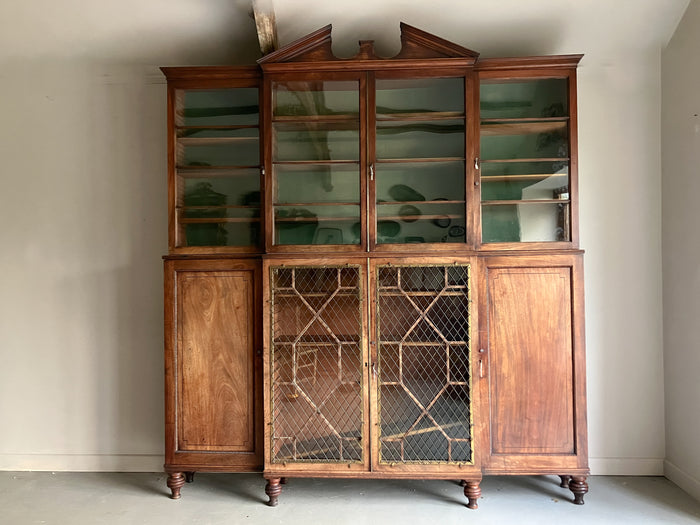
477,62 -> 580,248
162,67 -> 263,253
162,27 -> 581,255
261,24 -> 477,252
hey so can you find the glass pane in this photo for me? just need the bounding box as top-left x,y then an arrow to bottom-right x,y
275,205 -> 360,245
482,202 -> 570,242
270,266 -> 364,463
274,124 -> 359,162
275,165 -> 359,204
377,265 -> 472,464
376,202 -> 465,244
377,120 -> 464,160
375,161 -> 465,245
376,78 -> 464,116
481,164 -> 568,202
376,162 -> 464,202
177,128 -> 259,167
273,81 -> 359,117
180,88 -> 259,126
480,78 -> 567,119
178,173 -> 260,247
480,121 -> 568,160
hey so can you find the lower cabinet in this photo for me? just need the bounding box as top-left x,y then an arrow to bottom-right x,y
164,258 -> 263,498
478,254 -> 589,502
163,254 -> 588,506
262,257 -> 483,508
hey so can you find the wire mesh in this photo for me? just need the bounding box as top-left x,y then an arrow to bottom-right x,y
270,266 -> 363,463
377,264 -> 472,464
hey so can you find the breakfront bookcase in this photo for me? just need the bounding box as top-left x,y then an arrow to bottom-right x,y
161,23 -> 588,509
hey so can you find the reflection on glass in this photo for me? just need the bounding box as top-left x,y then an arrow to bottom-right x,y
178,128 -> 259,167
376,202 -> 465,243
274,126 -> 359,162
480,123 -> 568,161
273,81 -> 359,117
377,120 -> 464,160
274,205 -> 360,245
480,77 -> 570,243
181,89 -> 259,126
480,78 -> 567,120
179,172 -> 261,247
375,161 -> 465,244
275,165 -> 359,204
482,202 -> 569,243
376,78 -> 464,116
375,162 -> 464,202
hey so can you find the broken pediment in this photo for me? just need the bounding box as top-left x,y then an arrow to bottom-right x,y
258,23 -> 479,67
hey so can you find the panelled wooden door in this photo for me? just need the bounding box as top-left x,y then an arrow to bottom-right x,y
165,259 -> 262,469
480,254 -> 587,473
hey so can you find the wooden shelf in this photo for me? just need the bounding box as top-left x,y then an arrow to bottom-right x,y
275,216 -> 359,223
377,291 -> 468,297
377,214 -> 464,221
273,114 -> 359,122
177,164 -> 261,171
376,157 -> 464,164
273,160 -> 359,165
178,205 -> 259,210
481,120 -> 567,136
480,157 -> 569,164
176,168 -> 260,179
378,339 -> 469,346
482,199 -> 570,206
177,137 -> 259,146
377,200 -> 465,205
274,334 -> 361,344
377,111 -> 465,121
179,217 -> 261,224
275,202 -> 359,207
481,174 -> 568,182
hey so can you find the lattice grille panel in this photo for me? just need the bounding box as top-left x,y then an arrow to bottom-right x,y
377,264 -> 472,464
270,266 -> 363,463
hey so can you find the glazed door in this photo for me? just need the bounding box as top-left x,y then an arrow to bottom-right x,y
370,260 -> 478,475
164,259 -> 263,470
264,262 -> 370,473
479,254 -> 587,473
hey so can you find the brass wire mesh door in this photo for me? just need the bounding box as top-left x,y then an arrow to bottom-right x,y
269,265 -> 364,464
375,264 -> 473,464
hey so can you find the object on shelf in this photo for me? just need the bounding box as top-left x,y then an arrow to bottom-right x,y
313,227 -> 343,244
399,204 -> 421,222
388,184 -> 426,202
183,182 -> 228,245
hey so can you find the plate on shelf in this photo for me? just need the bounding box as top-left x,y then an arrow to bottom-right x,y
389,184 -> 425,202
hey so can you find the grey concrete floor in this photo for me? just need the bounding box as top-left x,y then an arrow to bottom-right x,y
0,472 -> 699,524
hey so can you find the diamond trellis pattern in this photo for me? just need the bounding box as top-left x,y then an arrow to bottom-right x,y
377,264 -> 472,464
270,266 -> 363,463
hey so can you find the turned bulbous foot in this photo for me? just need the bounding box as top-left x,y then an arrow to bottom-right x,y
559,475 -> 571,488
167,472 -> 185,499
569,476 -> 588,505
463,480 -> 481,509
265,477 -> 282,507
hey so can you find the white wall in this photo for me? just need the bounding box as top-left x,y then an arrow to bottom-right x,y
662,0 -> 700,501
0,1 -> 675,474
579,54 -> 665,475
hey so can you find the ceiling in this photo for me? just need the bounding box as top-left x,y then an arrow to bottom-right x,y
0,0 -> 690,65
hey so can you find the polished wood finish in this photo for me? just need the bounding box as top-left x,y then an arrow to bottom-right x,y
161,22 -> 587,508
164,259 -> 263,496
478,254 -> 588,479
178,270 -> 256,452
